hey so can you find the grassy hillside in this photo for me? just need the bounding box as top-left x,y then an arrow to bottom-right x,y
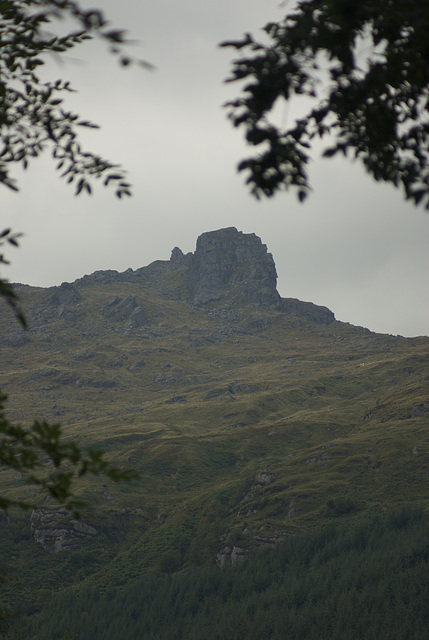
0,273 -> 428,638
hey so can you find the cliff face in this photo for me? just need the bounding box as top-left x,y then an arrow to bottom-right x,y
188,227 -> 281,308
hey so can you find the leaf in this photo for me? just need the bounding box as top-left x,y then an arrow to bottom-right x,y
411,189 -> 427,206
322,147 -> 338,158
103,29 -> 127,43
4,179 -> 19,192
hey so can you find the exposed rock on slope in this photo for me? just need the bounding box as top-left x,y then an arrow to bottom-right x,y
102,294 -> 148,330
49,282 -> 82,307
30,508 -> 97,553
281,298 -> 335,325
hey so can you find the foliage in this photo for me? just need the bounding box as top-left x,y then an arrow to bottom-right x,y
222,0 -> 429,207
0,2 -> 146,513
0,391 -> 138,512
17,506 -> 429,639
0,228 -> 26,326
0,0 -> 150,320
0,0 -> 152,197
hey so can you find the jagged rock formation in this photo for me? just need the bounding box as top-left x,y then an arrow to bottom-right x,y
188,227 -> 281,308
170,228 -> 334,324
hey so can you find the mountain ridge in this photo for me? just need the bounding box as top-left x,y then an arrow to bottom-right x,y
0,228 -> 428,638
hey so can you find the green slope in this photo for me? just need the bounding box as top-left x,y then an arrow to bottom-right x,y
0,274 -> 428,638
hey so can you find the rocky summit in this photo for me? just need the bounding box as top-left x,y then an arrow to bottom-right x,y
188,227 -> 281,307
103,225 -> 290,309
7,227 -> 334,335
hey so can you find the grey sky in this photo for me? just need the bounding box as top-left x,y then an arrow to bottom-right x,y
2,0 -> 428,337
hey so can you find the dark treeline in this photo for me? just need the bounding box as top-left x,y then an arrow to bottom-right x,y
14,507 -> 429,639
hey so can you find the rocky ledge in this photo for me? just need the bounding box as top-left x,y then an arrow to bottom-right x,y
30,508 -> 98,553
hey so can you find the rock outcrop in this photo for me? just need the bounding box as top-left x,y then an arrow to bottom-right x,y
102,294 -> 148,329
49,282 -> 82,307
30,508 -> 97,553
188,227 -> 281,308
281,298 -> 335,325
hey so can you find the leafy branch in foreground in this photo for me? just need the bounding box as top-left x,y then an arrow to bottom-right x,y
0,228 -> 26,327
0,392 -> 138,514
222,0 -> 429,208
0,3 -> 148,512
0,0 -> 152,197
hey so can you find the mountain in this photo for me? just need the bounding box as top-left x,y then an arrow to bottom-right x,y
0,227 -> 428,639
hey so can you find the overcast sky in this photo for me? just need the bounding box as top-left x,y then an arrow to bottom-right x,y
2,0 -> 429,337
